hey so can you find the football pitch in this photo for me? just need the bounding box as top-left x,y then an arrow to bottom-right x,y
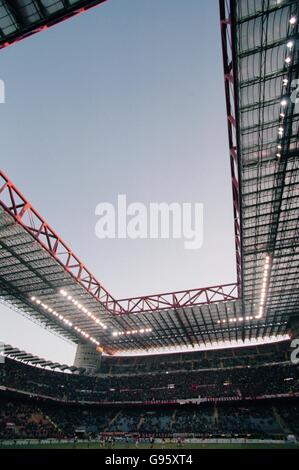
1,442 -> 298,450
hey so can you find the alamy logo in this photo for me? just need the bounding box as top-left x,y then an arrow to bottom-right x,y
95,195 -> 204,250
290,339 -> 299,365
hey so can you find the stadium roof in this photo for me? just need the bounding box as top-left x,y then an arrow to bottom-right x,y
0,173 -> 241,354
0,0 -> 106,49
0,0 -> 298,355
221,0 -> 299,340
0,343 -> 84,372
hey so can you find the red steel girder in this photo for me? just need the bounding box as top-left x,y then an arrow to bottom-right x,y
0,170 -> 238,315
0,169 -> 124,314
220,0 -> 242,297
116,284 -> 239,314
0,1 -> 108,50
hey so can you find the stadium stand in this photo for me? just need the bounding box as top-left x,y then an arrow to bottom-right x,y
1,393 -> 299,440
0,341 -> 298,405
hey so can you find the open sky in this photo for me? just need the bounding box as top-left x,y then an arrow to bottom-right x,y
0,0 -> 235,364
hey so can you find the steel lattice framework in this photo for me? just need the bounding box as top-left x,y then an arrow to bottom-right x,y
0,0 -> 298,354
0,170 -> 238,315
220,0 -> 299,342
0,0 -> 107,49
0,169 -> 241,354
1,343 -> 84,372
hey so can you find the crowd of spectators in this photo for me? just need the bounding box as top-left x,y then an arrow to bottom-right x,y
100,342 -> 289,375
0,399 -> 61,440
0,356 -> 298,403
1,394 -> 298,440
0,342 -> 297,441
276,403 -> 299,435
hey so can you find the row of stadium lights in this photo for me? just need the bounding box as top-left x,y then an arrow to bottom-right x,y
257,255 -> 271,320
112,328 -> 152,338
220,16 -> 298,327
30,296 -> 100,346
276,15 -> 297,156
33,292 -> 147,345
59,290 -> 153,339
217,254 -> 271,325
60,289 -> 107,330
225,17 -> 297,327
217,317 -> 254,325
251,16 -> 299,325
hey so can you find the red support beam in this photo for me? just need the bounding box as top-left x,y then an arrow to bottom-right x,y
219,0 -> 242,297
116,284 -> 239,314
0,169 -> 124,314
0,1 -> 108,50
0,170 -> 239,315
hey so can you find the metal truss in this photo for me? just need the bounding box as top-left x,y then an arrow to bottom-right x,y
0,0 -> 107,50
2,0 -> 296,350
221,0 -> 299,342
220,0 -> 242,297
0,170 -> 123,313
0,170 -> 238,317
116,284 -> 239,314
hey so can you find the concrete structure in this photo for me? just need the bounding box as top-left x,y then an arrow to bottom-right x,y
74,343 -> 102,374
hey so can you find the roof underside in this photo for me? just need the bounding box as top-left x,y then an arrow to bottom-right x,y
233,0 -> 299,337
0,199 -> 246,352
0,0 -> 298,355
0,0 -> 106,49
1,343 -> 84,372
0,199 -> 243,354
